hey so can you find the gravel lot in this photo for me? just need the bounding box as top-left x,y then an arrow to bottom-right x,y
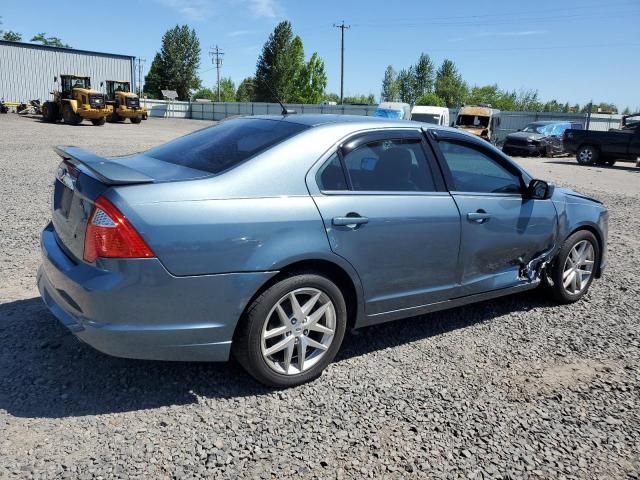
1,114 -> 638,479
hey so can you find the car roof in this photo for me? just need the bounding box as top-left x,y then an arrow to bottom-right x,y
243,114 -> 420,129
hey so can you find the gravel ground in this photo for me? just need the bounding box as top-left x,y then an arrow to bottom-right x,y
0,114 -> 638,479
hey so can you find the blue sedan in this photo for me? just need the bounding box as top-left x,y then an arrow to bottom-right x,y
38,115 -> 608,387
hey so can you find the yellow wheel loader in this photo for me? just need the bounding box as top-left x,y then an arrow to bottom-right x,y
41,75 -> 112,126
105,81 -> 147,124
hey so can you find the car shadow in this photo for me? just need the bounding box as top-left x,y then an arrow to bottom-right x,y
0,290 -> 556,419
545,159 -> 639,172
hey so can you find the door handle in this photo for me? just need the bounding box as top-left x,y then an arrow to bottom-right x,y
467,210 -> 491,223
332,215 -> 369,227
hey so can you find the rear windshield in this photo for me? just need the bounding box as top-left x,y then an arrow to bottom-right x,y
411,113 -> 441,124
146,118 -> 308,174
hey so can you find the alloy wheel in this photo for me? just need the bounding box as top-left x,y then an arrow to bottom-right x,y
260,288 -> 336,375
562,240 -> 595,295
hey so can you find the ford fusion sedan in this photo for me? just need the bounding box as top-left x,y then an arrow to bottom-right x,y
38,115 -> 608,387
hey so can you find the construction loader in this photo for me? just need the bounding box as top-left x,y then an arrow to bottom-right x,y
105,80 -> 147,124
41,75 -> 112,126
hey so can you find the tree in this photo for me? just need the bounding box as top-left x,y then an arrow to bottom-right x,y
159,25 -> 201,100
236,77 -> 256,102
292,52 -> 327,104
2,30 -> 21,41
343,94 -> 376,105
193,88 -> 217,100
30,33 -> 70,48
381,65 -> 399,102
397,68 -> 416,104
323,93 -> 340,103
416,92 -> 446,107
254,21 -> 306,102
143,53 -> 165,99
413,53 -> 435,99
622,107 -> 631,115
435,59 -> 467,108
216,77 -> 236,102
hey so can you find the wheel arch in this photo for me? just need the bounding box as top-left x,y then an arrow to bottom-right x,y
232,257 -> 365,342
565,223 -> 605,278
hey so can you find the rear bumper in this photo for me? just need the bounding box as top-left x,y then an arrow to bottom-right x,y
38,222 -> 276,361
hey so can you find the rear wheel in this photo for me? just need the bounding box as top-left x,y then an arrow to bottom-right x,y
62,104 -> 82,125
548,230 -> 599,304
91,117 -> 106,126
576,145 -> 598,165
233,272 -> 347,387
42,102 -> 57,122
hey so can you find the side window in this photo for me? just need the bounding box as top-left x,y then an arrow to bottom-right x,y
317,153 -> 348,191
343,138 -> 436,192
438,141 -> 522,194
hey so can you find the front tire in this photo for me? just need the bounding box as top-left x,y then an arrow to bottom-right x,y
576,145 -> 599,165
233,272 -> 347,387
91,117 -> 106,126
130,116 -> 142,124
548,230 -> 599,304
62,104 -> 82,125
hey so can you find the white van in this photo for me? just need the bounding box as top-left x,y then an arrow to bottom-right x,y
410,106 -> 450,126
374,102 -> 411,120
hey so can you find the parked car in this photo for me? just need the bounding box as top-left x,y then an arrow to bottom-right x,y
410,105 -> 450,126
503,121 -> 583,157
563,113 -> 640,166
455,105 -> 502,144
39,115 -> 608,387
373,102 -> 411,120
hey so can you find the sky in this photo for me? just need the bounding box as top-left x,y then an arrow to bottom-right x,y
2,0 -> 639,109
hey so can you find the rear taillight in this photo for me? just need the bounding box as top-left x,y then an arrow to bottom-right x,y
84,196 -> 155,263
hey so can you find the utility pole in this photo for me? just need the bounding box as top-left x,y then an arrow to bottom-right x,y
209,45 -> 225,101
136,58 -> 146,96
333,21 -> 350,104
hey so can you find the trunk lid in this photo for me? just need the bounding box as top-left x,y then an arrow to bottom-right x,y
51,146 -> 207,262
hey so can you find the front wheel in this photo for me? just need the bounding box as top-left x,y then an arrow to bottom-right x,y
576,145 -> 599,165
91,117 -> 106,126
233,272 -> 347,387
548,230 -> 599,304
130,116 -> 142,124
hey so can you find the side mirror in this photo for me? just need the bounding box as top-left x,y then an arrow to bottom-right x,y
527,179 -> 555,200
100,82 -> 104,87
517,128 -> 522,132
53,76 -> 57,83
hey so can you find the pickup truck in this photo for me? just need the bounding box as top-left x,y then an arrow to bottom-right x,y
563,113 -> 640,166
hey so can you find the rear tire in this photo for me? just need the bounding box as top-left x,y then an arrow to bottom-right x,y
548,230 -> 599,304
576,145 -> 598,165
233,272 -> 347,388
42,102 -> 57,122
91,117 -> 106,126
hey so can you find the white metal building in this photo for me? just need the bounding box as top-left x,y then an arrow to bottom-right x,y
0,40 -> 135,103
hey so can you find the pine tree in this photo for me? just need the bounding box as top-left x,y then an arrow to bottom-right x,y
144,53 -> 165,99
435,59 -> 468,107
381,65 -> 399,102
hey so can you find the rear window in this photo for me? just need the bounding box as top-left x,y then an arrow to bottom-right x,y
146,118 -> 308,174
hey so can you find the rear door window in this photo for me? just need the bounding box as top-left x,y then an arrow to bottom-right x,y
344,138 -> 436,192
146,118 -> 308,174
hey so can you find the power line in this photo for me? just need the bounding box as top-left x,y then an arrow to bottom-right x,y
209,45 -> 224,101
333,21 -> 350,104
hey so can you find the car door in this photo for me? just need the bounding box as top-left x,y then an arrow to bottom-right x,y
428,130 -> 558,297
307,129 -> 461,319
629,126 -> 640,156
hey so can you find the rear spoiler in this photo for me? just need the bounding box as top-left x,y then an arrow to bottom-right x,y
54,146 -> 154,185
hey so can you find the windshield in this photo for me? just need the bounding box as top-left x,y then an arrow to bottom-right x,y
112,82 -> 130,93
374,108 -> 404,119
522,124 -> 554,135
456,114 -> 489,128
146,118 -> 309,174
411,113 -> 441,124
